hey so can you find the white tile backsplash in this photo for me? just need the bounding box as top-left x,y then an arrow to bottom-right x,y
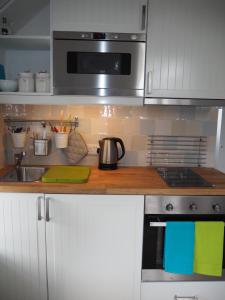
2,104 -> 218,167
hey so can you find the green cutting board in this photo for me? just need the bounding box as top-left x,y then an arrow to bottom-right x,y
42,166 -> 91,183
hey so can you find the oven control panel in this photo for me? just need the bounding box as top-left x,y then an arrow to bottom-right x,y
145,195 -> 225,215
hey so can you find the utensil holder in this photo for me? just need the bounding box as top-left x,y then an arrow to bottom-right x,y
54,132 -> 69,149
34,139 -> 50,156
11,132 -> 26,148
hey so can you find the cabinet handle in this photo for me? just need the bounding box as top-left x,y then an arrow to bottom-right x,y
175,296 -> 198,300
141,4 -> 147,31
45,197 -> 50,222
147,71 -> 153,94
37,196 -> 43,221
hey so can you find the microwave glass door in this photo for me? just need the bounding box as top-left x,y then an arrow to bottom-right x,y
67,52 -> 131,75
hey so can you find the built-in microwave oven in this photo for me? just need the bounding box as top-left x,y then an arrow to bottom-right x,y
53,31 -> 146,97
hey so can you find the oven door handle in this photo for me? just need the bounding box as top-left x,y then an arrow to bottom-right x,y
149,222 -> 166,227
150,222 -> 225,227
175,296 -> 198,300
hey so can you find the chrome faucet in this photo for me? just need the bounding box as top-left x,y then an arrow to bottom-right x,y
15,152 -> 26,168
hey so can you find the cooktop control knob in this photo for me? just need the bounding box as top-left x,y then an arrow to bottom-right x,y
189,203 -> 197,211
212,204 -> 221,212
166,203 -> 174,211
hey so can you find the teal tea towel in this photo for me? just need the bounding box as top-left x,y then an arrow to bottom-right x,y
164,221 -> 195,274
0,65 -> 5,80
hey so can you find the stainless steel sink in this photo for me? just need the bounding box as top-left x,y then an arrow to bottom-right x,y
1,166 -> 48,182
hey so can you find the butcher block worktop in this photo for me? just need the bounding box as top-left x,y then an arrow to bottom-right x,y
0,166 -> 225,195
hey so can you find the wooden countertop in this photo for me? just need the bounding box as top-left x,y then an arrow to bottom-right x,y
1,166 -> 225,195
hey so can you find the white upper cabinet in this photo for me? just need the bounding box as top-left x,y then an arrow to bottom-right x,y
46,194 -> 144,300
51,0 -> 148,33
0,193 -> 47,300
145,0 -> 225,99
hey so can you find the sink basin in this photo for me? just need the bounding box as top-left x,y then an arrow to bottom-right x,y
1,166 -> 48,182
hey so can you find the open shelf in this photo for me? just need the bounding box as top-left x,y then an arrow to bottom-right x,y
0,92 -> 52,96
0,35 -> 50,50
0,94 -> 143,106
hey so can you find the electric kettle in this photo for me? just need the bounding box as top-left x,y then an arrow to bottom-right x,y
98,137 -> 125,170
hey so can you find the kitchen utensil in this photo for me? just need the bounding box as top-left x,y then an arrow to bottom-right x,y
11,131 -> 26,148
41,166 -> 90,183
34,139 -> 50,156
98,137 -> 125,170
0,79 -> 17,92
64,130 -> 88,164
18,72 -> 34,92
54,132 -> 69,148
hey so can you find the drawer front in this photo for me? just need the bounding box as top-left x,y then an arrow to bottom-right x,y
141,282 -> 225,300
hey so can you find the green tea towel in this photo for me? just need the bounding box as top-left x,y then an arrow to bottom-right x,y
194,222 -> 224,276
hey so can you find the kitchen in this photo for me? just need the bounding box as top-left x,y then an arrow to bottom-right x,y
0,0 -> 225,300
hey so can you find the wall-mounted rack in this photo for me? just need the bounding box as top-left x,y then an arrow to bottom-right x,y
147,135 -> 207,167
4,117 -> 79,128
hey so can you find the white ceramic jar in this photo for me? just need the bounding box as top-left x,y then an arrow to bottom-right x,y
18,72 -> 34,92
35,72 -> 50,93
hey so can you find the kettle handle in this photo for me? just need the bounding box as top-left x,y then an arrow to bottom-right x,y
115,138 -> 125,161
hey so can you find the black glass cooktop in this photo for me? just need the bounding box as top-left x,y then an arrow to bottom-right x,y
156,167 -> 213,187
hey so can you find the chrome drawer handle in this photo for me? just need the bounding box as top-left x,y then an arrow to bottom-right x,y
175,296 -> 198,300
37,196 -> 43,221
45,197 -> 50,222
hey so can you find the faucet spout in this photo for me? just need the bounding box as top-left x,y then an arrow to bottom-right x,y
14,152 -> 26,168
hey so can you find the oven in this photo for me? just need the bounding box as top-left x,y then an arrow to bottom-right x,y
142,195 -> 225,282
53,31 -> 146,96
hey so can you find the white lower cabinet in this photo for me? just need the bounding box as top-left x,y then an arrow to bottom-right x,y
45,194 -> 144,300
0,193 -> 47,300
0,193 -> 144,300
141,282 -> 225,300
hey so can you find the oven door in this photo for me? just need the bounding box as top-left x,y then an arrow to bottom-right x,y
53,38 -> 145,96
142,214 -> 225,282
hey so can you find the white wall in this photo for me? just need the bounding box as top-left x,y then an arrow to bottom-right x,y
17,4 -> 50,35
4,50 -> 50,80
0,0 -> 49,34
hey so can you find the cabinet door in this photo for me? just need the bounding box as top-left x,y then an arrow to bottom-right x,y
51,0 -> 147,33
0,193 -> 47,300
141,282 -> 225,300
46,194 -> 144,300
145,0 -> 225,99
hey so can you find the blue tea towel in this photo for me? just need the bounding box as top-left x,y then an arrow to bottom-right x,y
0,65 -> 5,80
164,221 -> 195,274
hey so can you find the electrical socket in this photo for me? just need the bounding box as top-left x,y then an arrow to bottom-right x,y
87,144 -> 98,155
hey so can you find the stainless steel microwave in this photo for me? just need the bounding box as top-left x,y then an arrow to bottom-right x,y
53,31 -> 146,97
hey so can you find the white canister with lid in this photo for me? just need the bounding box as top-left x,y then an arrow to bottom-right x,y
35,72 -> 50,93
18,72 -> 34,92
